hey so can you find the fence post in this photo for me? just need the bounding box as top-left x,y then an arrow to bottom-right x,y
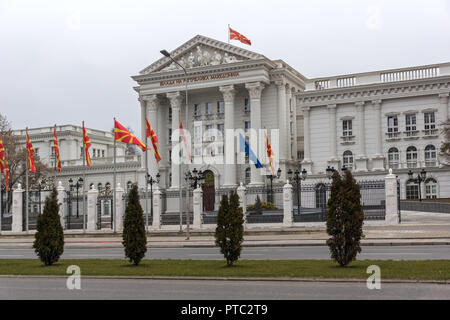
87,185 -> 98,231
115,183 -> 125,233
12,184 -> 24,232
283,180 -> 294,226
385,169 -> 399,224
237,182 -> 247,224
193,187 -> 203,229
56,181 -> 65,229
152,188 -> 162,229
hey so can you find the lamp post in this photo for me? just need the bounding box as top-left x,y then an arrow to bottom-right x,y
288,168 -> 307,215
146,172 -> 160,233
408,168 -> 427,202
184,168 -> 205,240
265,168 -> 281,204
326,166 -> 335,180
160,49 -> 189,235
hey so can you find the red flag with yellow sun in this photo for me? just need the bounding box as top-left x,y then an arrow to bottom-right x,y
114,120 -> 148,152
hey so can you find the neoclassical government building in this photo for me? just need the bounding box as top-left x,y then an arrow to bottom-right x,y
133,34 -> 450,208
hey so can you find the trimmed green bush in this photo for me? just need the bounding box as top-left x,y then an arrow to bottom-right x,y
33,188 -> 64,266
326,170 -> 365,267
122,184 -> 147,265
215,192 -> 245,267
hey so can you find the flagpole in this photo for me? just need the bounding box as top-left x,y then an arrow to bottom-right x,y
228,24 -> 230,44
0,172 -> 2,235
82,121 -> 86,234
113,118 -> 117,233
25,128 -> 29,233
54,124 -> 57,185
145,121 -> 149,234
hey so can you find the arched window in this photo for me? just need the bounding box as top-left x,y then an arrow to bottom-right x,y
343,150 -> 353,170
245,167 -> 251,185
388,147 -> 400,169
406,179 -> 419,200
425,178 -> 437,199
406,146 -> 417,168
424,145 -> 436,167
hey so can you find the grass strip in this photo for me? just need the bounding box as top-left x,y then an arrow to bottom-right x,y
0,259 -> 449,280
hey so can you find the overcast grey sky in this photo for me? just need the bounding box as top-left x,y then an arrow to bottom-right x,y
1,0 -> 449,133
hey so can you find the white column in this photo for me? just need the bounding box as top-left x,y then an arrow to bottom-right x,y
291,88 -> 298,161
385,169 -> 399,224
56,181 -> 65,229
219,85 -> 237,187
167,92 -> 182,189
303,107 -> 311,161
11,184 -> 24,232
439,93 -> 449,123
87,185 -> 98,231
144,94 -> 160,178
275,80 -> 288,161
356,101 -> 366,157
152,188 -> 162,229
283,180 -> 293,226
115,183 -> 125,232
285,83 -> 292,160
373,100 -> 382,157
139,98 -> 147,169
158,101 -> 169,189
193,187 -> 203,229
245,82 -> 265,186
328,104 -> 337,160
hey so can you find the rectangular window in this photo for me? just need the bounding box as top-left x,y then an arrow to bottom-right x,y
244,98 -> 250,113
342,120 -> 352,136
194,104 -> 201,117
424,112 -> 436,130
168,129 -> 172,143
217,101 -> 224,114
168,108 -> 172,121
80,147 -> 83,157
387,115 -> 398,132
205,125 -> 213,140
217,123 -> 224,137
244,121 -> 251,133
206,103 -> 213,115
194,125 -> 202,142
405,114 -> 417,131
102,150 -> 105,157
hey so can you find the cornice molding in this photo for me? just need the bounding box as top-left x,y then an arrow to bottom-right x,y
296,76 -> 450,107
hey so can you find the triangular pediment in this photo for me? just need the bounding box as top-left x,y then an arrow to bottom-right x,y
140,35 -> 268,74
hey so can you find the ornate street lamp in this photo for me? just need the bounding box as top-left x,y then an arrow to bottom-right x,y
146,172 -> 160,233
266,168 -> 281,204
185,168 -> 205,190
326,166 -> 335,180
288,168 -> 307,215
408,168 -> 427,202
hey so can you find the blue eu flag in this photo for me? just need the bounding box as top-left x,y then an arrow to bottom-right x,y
239,133 -> 263,168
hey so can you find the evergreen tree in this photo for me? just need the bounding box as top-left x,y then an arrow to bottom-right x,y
326,170 -> 365,267
33,188 -> 64,266
215,192 -> 245,267
254,195 -> 263,215
122,184 -> 147,265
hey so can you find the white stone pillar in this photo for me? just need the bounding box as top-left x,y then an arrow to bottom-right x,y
439,93 -> 449,123
193,187 -> 203,229
12,184 -> 24,232
87,185 -> 98,231
275,80 -> 288,161
56,181 -> 65,229
328,104 -> 337,160
355,101 -> 368,172
372,99 -> 385,170
237,182 -> 247,225
115,183 -> 125,232
301,107 -> 313,173
152,188 -> 162,229
283,180 -> 293,226
285,83 -> 292,160
291,88 -> 298,161
220,85 -> 237,187
245,82 -> 265,186
167,92 -> 182,189
385,169 -> 399,224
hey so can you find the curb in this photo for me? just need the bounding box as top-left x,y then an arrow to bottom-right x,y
0,274 -> 448,285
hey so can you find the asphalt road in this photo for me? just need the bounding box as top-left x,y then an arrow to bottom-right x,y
0,277 -> 448,299
1,245 -> 450,260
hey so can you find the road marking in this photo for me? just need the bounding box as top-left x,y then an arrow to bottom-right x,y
0,255 -> 25,257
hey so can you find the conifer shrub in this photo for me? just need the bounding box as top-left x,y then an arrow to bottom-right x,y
33,188 -> 64,266
215,192 -> 245,267
326,170 -> 365,267
122,184 -> 147,265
